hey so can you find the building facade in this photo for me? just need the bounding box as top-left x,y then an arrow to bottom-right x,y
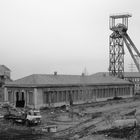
123,72 -> 140,94
93,72 -> 140,95
0,65 -> 11,102
4,73 -> 134,109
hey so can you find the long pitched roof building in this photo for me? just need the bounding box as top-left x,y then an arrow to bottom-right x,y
4,73 -> 134,109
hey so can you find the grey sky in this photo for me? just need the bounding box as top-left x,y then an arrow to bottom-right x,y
0,0 -> 140,80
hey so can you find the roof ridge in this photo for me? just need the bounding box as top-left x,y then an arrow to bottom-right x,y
14,74 -> 35,81
0,65 -> 11,71
22,74 -> 86,76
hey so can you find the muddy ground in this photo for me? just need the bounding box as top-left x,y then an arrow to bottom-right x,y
1,96 -> 140,140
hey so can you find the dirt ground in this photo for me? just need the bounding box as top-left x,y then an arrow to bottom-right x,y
1,96 -> 140,140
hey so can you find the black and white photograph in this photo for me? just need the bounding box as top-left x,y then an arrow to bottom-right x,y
0,0 -> 140,139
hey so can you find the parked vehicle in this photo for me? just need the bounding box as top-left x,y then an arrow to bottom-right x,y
26,110 -> 42,125
4,106 -> 42,126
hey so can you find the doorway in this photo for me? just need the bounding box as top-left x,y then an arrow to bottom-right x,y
16,91 -> 25,107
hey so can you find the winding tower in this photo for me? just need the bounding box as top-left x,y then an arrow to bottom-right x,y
109,13 -> 140,78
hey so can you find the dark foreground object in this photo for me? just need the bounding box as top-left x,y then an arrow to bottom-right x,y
0,128 -> 43,140
93,126 -> 140,139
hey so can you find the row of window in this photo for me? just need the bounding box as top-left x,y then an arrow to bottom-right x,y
125,77 -> 140,82
43,87 -> 131,104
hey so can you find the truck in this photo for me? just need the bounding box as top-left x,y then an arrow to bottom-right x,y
25,109 -> 42,125
3,104 -> 42,126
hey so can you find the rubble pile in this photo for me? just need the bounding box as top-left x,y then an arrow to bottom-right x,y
1,97 -> 140,140
93,126 -> 139,139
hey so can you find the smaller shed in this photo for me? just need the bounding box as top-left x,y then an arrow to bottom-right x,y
0,65 -> 11,102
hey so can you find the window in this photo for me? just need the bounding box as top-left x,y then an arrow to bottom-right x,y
53,91 -> 57,102
65,91 -> 69,101
56,91 -> 59,102
74,90 -> 78,101
72,90 -> 75,101
8,91 -> 13,103
77,90 -> 81,101
100,89 -> 102,98
96,89 -> 99,98
63,91 -> 66,101
50,91 -> 55,103
80,90 -> 83,100
94,89 -> 97,98
59,91 -> 62,102
28,91 -> 34,105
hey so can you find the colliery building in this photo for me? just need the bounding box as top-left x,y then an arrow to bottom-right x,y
4,72 -> 134,109
123,72 -> 140,94
0,65 -> 12,102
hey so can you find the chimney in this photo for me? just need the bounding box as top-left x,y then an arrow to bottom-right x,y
81,73 -> 85,76
54,71 -> 57,76
103,73 -> 106,77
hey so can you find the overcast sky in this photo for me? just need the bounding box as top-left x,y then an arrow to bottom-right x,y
0,0 -> 140,80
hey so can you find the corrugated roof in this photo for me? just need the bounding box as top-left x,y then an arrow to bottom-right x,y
5,73 -> 132,88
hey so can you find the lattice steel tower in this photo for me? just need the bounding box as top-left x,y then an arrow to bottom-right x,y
109,13 -> 131,78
